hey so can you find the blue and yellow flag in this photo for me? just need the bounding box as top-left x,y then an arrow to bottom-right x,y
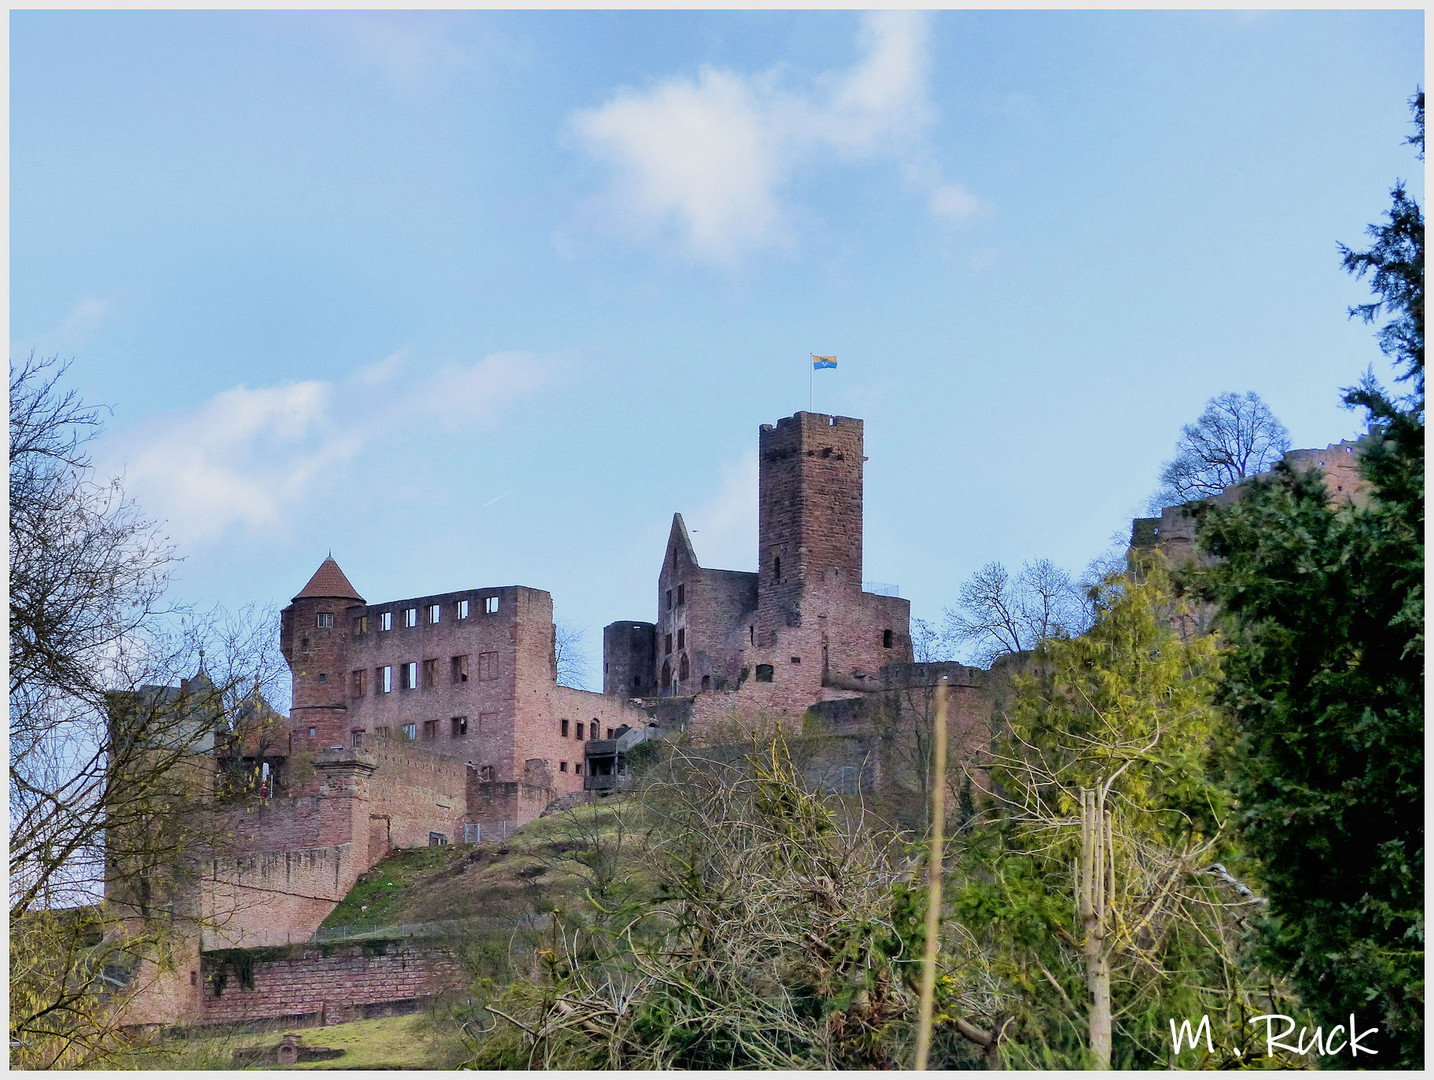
812,355 -> 838,370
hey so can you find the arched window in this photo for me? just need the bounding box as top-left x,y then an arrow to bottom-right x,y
679,654 -> 690,681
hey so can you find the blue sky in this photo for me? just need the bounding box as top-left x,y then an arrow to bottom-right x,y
11,9 -> 1423,688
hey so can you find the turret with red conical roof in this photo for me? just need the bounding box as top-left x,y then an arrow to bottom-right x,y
280,555 -> 365,756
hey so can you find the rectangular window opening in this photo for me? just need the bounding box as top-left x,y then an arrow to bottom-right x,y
403,607 -> 417,628
428,604 -> 441,624
316,612 -> 334,628
354,615 -> 368,635
401,661 -> 418,690
401,722 -> 417,741
379,666 -> 392,694
379,612 -> 393,632
561,718 -> 569,737
882,629 -> 894,649
485,596 -> 499,614
423,658 -> 438,689
422,719 -> 438,740
452,716 -> 468,737
457,599 -> 469,619
452,655 -> 469,683
576,722 -> 584,741
478,651 -> 499,681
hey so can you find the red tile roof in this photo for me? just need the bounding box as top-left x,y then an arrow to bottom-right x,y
293,557 -> 364,603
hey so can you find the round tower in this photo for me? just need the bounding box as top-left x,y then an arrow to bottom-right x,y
280,556 -> 365,756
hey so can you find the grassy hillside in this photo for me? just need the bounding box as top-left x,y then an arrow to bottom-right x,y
321,795 -> 653,936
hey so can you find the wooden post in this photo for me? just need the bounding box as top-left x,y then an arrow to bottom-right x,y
1078,787 -> 1113,1069
914,676 -> 949,1069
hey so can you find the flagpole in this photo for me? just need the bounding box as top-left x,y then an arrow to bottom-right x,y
809,356 -> 814,413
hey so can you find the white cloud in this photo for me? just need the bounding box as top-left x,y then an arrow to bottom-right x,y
102,351 -> 558,548
569,12 -> 976,263
683,449 -> 759,572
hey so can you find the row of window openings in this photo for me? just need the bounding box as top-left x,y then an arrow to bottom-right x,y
664,583 -> 686,611
558,719 -> 616,741
343,715 -> 496,745
344,654 -> 497,696
330,596 -> 500,634
663,628 -> 687,654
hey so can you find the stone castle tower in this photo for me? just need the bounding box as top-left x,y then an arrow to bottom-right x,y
278,556 -> 366,752
756,412 -> 867,662
606,410 -> 911,720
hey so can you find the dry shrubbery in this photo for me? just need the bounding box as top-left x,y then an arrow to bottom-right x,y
459,736 -> 987,1070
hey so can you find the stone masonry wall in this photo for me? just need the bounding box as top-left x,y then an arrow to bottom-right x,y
343,586 -> 525,778
756,413 -> 865,649
603,620 -> 656,696
360,742 -> 471,849
199,941 -> 464,1026
202,843 -> 361,949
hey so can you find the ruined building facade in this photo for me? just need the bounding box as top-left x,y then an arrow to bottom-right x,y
604,411 -> 913,732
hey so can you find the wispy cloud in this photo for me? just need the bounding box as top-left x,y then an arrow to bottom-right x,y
340,14 -> 472,99
568,12 -> 980,264
101,351 -> 560,547
12,295 -> 115,357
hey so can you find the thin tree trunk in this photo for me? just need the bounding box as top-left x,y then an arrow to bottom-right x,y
1079,787 -> 1113,1069
914,677 -> 948,1069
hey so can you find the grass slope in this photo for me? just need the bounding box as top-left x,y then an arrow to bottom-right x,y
137,1013 -> 464,1070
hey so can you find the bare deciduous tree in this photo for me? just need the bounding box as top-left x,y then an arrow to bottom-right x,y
942,559 -> 1088,666
9,356 -> 283,1067
1149,391 -> 1290,511
552,620 -> 592,690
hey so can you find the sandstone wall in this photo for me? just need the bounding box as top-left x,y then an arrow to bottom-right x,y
199,940 -> 464,1027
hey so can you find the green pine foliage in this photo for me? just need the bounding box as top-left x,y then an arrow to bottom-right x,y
1196,91 -> 1424,1070
946,567 -> 1297,1068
